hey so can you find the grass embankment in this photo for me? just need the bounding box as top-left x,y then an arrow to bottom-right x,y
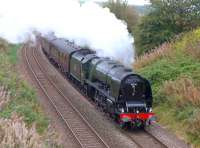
0,40 -> 60,147
134,28 -> 200,147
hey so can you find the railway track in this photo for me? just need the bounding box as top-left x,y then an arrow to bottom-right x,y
23,45 -> 109,148
36,43 -> 168,148
124,129 -> 167,148
23,43 -> 172,148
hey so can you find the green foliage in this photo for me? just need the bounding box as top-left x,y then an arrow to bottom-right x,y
0,45 -> 49,134
136,28 -> 200,147
134,0 -> 200,55
7,44 -> 21,64
138,56 -> 200,105
0,80 -> 49,134
104,0 -> 139,32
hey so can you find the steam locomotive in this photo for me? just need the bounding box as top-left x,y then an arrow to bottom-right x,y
37,35 -> 154,128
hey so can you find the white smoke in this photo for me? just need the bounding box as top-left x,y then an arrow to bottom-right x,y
0,0 -> 134,65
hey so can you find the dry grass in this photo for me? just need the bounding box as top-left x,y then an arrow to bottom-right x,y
135,28 -> 200,147
134,42 -> 172,69
0,113 -> 61,148
162,77 -> 200,106
0,86 -> 10,111
187,112 -> 200,148
185,42 -> 200,60
190,114 -> 200,135
0,84 -> 61,147
0,113 -> 43,148
0,42 -> 61,147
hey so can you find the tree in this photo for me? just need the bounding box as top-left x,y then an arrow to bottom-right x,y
134,0 -> 200,55
105,0 -> 139,33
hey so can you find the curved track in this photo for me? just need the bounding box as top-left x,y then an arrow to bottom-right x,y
23,43 -> 170,148
23,45 -> 109,148
124,129 -> 167,148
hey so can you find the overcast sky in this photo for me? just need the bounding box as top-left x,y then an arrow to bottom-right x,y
84,0 -> 150,5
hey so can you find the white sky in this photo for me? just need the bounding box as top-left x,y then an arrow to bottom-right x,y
84,0 -> 150,5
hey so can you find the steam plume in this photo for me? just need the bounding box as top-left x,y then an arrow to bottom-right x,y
0,0 -> 134,65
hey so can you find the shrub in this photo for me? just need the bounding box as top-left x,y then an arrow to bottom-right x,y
135,28 -> 200,147
0,44 -> 48,134
134,0 -> 200,55
0,40 -> 61,147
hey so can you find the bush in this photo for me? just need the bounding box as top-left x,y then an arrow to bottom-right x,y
0,44 -> 49,134
134,0 -> 200,55
135,28 -> 200,147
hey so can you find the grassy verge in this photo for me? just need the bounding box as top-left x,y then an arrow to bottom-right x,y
134,28 -> 200,147
0,43 -> 49,134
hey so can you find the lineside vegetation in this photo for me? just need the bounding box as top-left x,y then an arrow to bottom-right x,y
0,39 -> 61,147
134,28 -> 200,147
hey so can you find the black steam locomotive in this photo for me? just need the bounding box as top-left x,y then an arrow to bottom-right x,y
37,35 -> 154,128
